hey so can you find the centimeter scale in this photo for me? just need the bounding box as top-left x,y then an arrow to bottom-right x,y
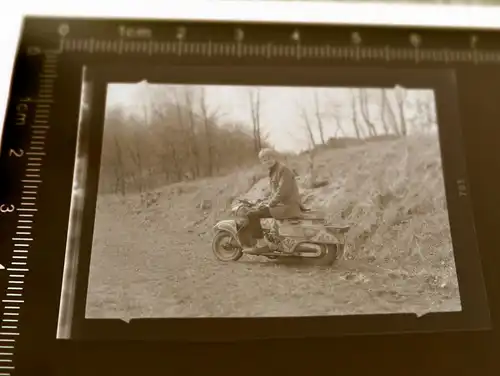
0,19 -> 499,375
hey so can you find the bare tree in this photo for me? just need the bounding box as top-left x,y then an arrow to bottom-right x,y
100,108 -> 129,196
169,88 -> 202,179
148,100 -> 186,182
298,104 -> 316,148
381,90 -> 401,136
313,91 -> 326,145
248,88 -> 262,152
413,93 -> 437,133
358,89 -> 378,137
141,92 -> 151,128
199,87 -> 224,177
112,135 -> 126,196
330,102 -> 346,138
350,89 -> 363,139
298,104 -> 318,188
394,85 -> 408,136
379,89 -> 390,135
123,116 -> 153,198
184,88 -> 201,178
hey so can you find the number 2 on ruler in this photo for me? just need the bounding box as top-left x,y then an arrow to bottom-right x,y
8,148 -> 24,157
0,148 -> 23,212
0,149 -> 24,212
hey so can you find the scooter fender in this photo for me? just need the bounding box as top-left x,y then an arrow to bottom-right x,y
310,229 -> 343,245
213,220 -> 238,236
213,220 -> 243,246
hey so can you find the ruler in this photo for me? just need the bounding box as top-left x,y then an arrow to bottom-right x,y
54,24 -> 498,64
0,36 -> 59,375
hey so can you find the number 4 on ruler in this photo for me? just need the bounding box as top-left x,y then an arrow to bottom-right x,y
0,264 -> 4,269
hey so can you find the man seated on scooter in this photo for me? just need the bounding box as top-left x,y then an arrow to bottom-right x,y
244,148 -> 303,255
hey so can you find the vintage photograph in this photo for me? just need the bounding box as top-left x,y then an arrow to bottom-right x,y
250,1 -> 498,5
85,83 -> 461,320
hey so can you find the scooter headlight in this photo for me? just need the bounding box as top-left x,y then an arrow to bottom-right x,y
232,203 -> 249,217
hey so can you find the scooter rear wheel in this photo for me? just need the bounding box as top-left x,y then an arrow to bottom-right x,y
281,244 -> 342,267
313,244 -> 342,266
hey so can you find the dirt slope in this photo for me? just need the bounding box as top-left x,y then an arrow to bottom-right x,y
86,134 -> 461,320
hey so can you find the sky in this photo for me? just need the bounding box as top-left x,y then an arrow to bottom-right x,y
105,83 -> 436,152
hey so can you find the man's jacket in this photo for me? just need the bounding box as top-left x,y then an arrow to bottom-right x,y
268,162 -> 302,220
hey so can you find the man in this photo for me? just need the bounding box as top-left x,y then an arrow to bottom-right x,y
244,148 -> 303,254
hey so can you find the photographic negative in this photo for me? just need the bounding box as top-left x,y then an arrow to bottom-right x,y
253,0 -> 494,4
87,83 -> 460,319
47,62 -> 487,342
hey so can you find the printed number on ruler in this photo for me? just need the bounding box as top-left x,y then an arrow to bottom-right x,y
1,149 -> 23,213
0,205 -> 15,213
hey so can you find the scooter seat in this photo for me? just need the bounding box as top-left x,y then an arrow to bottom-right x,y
326,224 -> 351,234
298,210 -> 325,220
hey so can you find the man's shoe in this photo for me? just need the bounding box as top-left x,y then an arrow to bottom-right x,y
243,245 -> 270,255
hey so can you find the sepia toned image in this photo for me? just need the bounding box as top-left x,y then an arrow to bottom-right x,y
83,82 -> 461,320
248,1 -> 500,5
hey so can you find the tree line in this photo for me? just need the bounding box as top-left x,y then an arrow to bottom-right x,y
98,86 -> 437,196
293,87 -> 437,188
99,86 -> 270,195
297,87 -> 436,150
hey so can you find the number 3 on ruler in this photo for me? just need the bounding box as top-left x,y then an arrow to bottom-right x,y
9,148 -> 24,157
0,204 -> 15,213
0,149 -> 23,213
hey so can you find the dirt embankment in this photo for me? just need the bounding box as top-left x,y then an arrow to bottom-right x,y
86,135 -> 461,320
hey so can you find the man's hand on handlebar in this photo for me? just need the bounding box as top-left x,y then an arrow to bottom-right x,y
256,199 -> 268,209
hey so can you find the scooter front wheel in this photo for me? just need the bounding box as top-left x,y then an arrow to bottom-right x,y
212,231 -> 244,262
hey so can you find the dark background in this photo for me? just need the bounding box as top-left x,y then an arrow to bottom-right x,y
1,18 -> 499,376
